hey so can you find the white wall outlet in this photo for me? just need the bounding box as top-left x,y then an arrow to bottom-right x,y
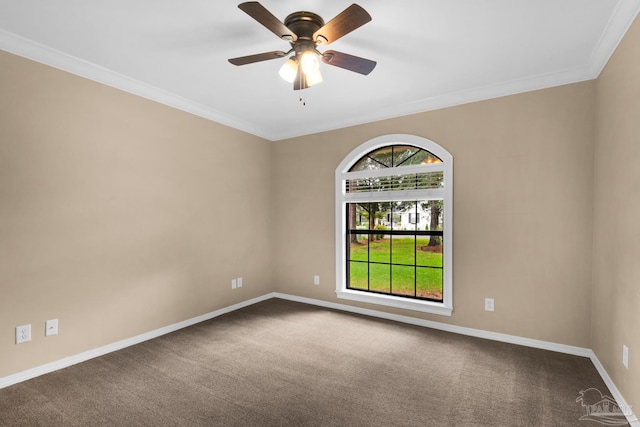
46,319 -> 59,336
16,324 -> 31,344
314,275 -> 320,285
485,298 -> 495,312
237,277 -> 243,288
231,279 -> 237,289
623,344 -> 629,368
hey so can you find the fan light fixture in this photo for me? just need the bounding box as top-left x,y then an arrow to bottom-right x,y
300,51 -> 323,86
278,50 -> 323,87
305,68 -> 323,86
300,51 -> 319,74
278,57 -> 298,83
229,2 -> 377,91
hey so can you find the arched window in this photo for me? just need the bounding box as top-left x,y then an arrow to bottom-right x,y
335,135 -> 453,315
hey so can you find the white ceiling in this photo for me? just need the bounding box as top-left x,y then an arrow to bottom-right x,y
1,1 -> 639,141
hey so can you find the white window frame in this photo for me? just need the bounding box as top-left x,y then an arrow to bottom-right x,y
335,134 -> 453,316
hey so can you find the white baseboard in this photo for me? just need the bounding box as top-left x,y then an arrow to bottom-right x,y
590,352 -> 639,427
1,291 -> 637,426
0,293 -> 273,390
273,292 -> 638,426
273,293 -> 591,356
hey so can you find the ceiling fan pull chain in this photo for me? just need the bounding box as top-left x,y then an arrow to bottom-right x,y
297,68 -> 307,105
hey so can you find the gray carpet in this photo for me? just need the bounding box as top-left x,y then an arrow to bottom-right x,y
0,298 -> 626,426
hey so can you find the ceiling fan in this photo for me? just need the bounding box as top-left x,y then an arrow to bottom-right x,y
228,2 -> 377,90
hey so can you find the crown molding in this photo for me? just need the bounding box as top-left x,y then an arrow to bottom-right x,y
269,65 -> 596,140
3,0 -> 640,142
0,29 -> 268,140
586,0 -> 640,77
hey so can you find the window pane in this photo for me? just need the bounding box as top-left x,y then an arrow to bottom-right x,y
417,171 -> 444,189
392,235 -> 415,265
420,199 -> 444,263
390,202 -> 403,230
369,236 -> 390,263
392,146 -> 420,167
348,173 -> 443,193
348,203 -> 357,230
358,203 -> 373,228
351,146 -> 444,170
349,238 -> 368,262
417,267 -> 443,301
347,177 -> 387,193
378,202 -> 392,229
368,147 -> 393,168
392,265 -> 415,296
369,264 -> 390,293
416,239 -> 442,267
348,203 -> 367,261
350,156 -> 384,172
421,200 -> 444,230
398,202 -> 417,231
400,149 -> 442,166
349,262 -> 368,290
349,202 -> 374,230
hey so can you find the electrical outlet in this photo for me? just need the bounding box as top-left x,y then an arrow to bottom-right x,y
237,277 -> 243,288
314,275 -> 320,285
16,324 -> 31,344
46,319 -> 59,336
485,298 -> 495,312
623,345 -> 629,369
231,279 -> 237,289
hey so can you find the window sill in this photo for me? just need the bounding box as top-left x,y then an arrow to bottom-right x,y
335,289 -> 452,316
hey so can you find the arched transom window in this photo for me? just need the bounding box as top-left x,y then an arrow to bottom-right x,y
335,134 -> 453,316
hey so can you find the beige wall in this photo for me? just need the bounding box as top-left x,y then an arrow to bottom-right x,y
0,51 -> 273,377
273,81 -> 595,347
593,15 -> 640,413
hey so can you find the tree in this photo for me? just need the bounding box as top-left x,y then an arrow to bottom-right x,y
348,203 -> 380,244
360,202 -> 384,241
421,200 -> 443,246
349,204 -> 358,244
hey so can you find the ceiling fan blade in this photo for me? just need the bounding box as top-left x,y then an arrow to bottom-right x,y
238,2 -> 297,42
293,65 -> 309,91
322,50 -> 376,75
228,51 -> 287,66
313,4 -> 371,45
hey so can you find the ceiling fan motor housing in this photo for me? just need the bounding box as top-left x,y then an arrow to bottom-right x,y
284,12 -> 325,42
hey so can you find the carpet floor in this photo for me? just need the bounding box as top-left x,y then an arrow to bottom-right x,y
0,298 -> 626,426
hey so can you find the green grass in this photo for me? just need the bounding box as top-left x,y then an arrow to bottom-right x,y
348,237 -> 443,299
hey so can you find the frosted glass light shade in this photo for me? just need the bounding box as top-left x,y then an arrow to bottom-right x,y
300,51 -> 320,75
305,69 -> 323,87
279,58 -> 298,83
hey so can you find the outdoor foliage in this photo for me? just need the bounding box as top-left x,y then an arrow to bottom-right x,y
349,237 -> 443,300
